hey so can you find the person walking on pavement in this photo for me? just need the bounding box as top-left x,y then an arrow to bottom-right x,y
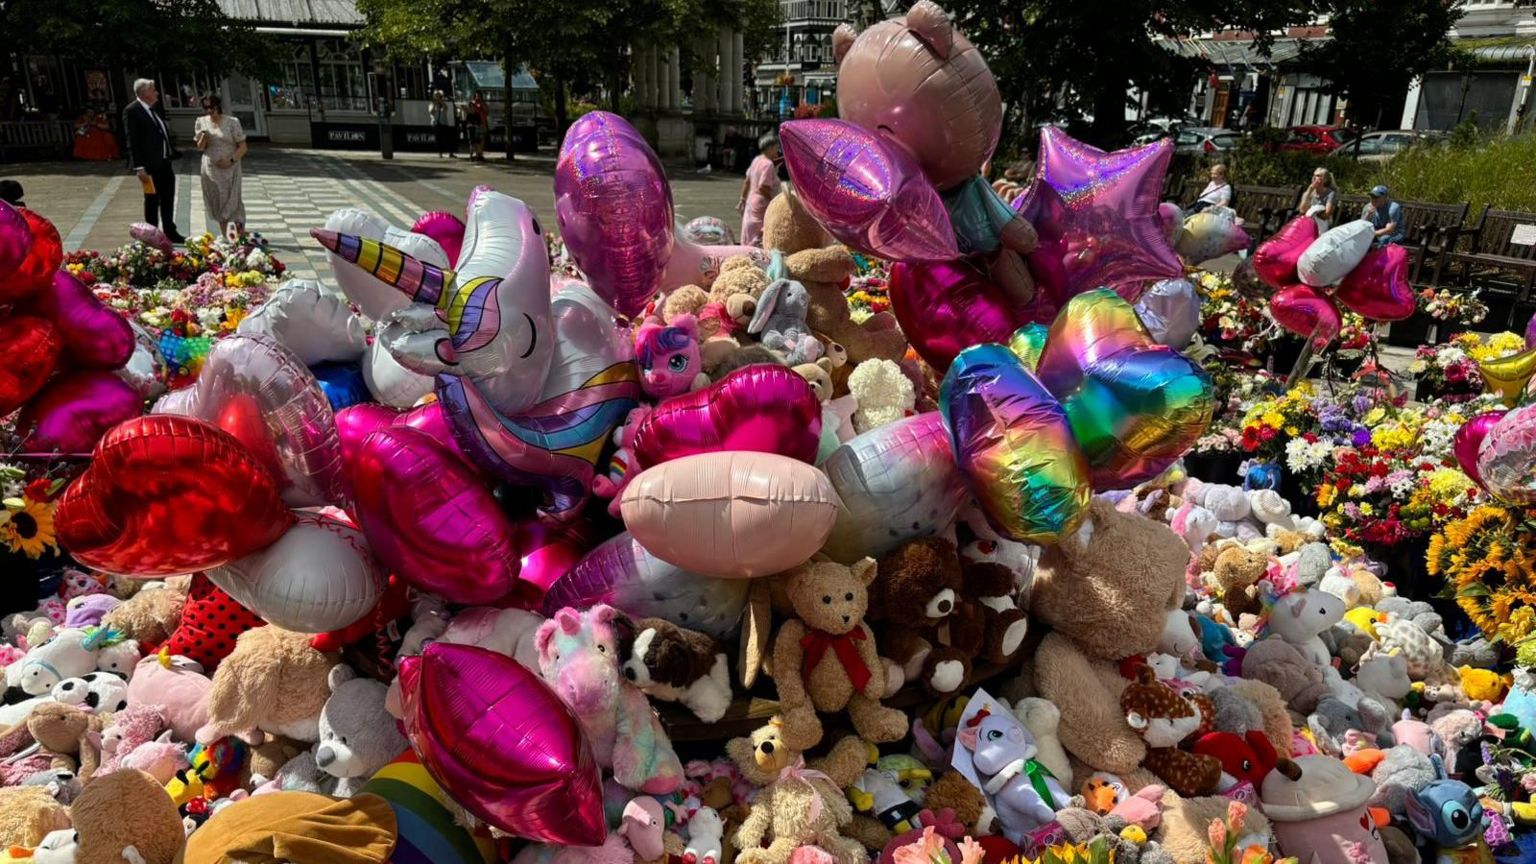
123,78 -> 184,243
466,90 -> 488,161
194,92 -> 248,239
430,90 -> 459,159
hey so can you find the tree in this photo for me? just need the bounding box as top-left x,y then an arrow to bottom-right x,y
1303,0 -> 1466,135
1,0 -> 271,84
944,0 -> 1322,152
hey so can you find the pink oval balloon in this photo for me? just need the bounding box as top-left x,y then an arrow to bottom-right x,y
630,364 -> 822,470
1478,404 -> 1536,505
554,111 -> 674,317
0,201 -> 32,283
1456,411 -> 1504,491
889,259 -> 1029,373
410,210 -> 466,268
660,238 -> 769,295
1270,284 -> 1343,349
1252,216 -> 1319,290
26,270 -> 135,370
778,118 -> 958,262
1336,243 -> 1415,321
1158,202 -> 1184,246
399,642 -> 604,845
129,222 -> 172,254
18,370 -> 143,455
351,426 -> 520,605
153,334 -> 345,508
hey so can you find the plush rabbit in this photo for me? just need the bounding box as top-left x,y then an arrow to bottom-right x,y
748,278 -> 823,365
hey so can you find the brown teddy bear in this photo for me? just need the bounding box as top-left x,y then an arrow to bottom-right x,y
101,584 -> 185,647
922,770 -> 992,837
0,785 -> 71,847
1209,546 -> 1269,620
868,537 -> 1001,697
727,717 -> 869,864
1119,666 -> 1221,798
663,256 -> 772,333
1028,498 -> 1189,783
70,768 -> 186,864
792,358 -> 835,403
762,190 -> 907,367
772,558 -> 908,749
197,626 -> 338,745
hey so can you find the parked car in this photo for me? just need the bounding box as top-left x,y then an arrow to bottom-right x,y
1277,125 -> 1356,155
1129,116 -> 1200,145
1173,127 -> 1242,154
1331,129 -> 1449,161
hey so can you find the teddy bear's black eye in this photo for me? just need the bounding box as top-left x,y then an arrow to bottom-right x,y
845,592 -> 853,601
598,643 -> 606,653
823,595 -> 832,604
341,736 -> 348,746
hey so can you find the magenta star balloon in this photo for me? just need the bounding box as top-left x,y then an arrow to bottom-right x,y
1015,127 -> 1180,315
778,119 -> 958,262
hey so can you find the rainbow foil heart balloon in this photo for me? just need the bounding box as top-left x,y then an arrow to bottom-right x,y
940,343 -> 1089,544
1035,289 -> 1215,488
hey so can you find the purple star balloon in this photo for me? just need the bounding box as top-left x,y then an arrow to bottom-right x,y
1015,127 -> 1180,319
779,119 -> 958,262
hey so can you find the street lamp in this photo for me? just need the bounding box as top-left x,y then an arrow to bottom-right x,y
370,62 -> 394,160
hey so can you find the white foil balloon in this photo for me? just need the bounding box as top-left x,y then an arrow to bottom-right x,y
361,336 -> 434,408
116,322 -> 167,400
237,278 -> 367,365
206,512 -> 386,632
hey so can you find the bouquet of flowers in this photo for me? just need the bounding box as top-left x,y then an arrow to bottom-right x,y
1334,311 -> 1373,359
1205,801 -> 1298,864
1237,381 -> 1320,460
1410,342 -> 1483,401
1418,287 -> 1489,325
1198,270 -> 1276,353
1428,503 -> 1536,643
1005,837 -> 1117,864
0,470 -> 62,560
848,273 -> 891,323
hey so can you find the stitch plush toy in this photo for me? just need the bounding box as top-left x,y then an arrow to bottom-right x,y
536,605 -> 683,794
635,315 -> 710,400
956,706 -> 1072,842
771,557 -> 908,749
1119,665 -> 1221,798
1404,756 -> 1491,864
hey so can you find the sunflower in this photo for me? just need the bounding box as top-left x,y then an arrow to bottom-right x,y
2,495 -> 57,558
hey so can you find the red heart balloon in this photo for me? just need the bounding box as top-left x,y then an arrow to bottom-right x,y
1269,284 -> 1343,349
890,259 -> 1030,373
0,315 -> 61,415
25,271 -> 135,369
1252,216 -> 1319,291
17,370 -> 144,455
1336,243 -> 1415,322
630,364 -> 821,470
0,202 -> 32,284
0,208 -> 62,304
55,415 -> 293,576
351,426 -> 520,605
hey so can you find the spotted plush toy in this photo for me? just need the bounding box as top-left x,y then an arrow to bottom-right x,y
153,574 -> 266,670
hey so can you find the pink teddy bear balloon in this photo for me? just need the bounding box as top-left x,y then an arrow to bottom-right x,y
635,314 -> 709,400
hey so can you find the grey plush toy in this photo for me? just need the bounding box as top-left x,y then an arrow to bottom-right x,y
1294,542 -> 1332,586
1369,744 -> 1437,817
748,278 -> 823,365
1209,684 -> 1264,735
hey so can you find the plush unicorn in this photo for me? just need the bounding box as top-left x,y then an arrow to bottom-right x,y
956,707 -> 1070,842
635,315 -> 709,400
535,605 -> 683,794
592,406 -> 652,517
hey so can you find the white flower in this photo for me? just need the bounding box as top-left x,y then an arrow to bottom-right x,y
245,249 -> 269,270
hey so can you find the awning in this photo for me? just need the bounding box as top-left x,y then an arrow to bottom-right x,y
254,26 -> 352,36
218,0 -> 363,26
460,61 -> 539,92
1470,43 -> 1536,63
1157,36 -> 1318,67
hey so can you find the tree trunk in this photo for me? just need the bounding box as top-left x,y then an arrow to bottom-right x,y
1088,82 -> 1129,150
554,76 -> 569,137
503,49 -> 515,161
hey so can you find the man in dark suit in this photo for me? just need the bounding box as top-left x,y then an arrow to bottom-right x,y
123,78 -> 184,243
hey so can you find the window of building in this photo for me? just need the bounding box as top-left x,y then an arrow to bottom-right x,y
316,39 -> 369,112
393,61 -> 430,100
161,72 -> 219,110
268,42 -> 315,111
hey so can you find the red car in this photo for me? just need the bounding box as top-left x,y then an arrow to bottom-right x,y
1278,125 -> 1356,155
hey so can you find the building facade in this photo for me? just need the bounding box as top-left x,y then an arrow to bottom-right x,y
751,0 -> 853,118
1402,0 -> 1536,134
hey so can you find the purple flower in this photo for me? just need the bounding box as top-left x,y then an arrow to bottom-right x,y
1352,428 -> 1373,447
1352,394 -> 1373,415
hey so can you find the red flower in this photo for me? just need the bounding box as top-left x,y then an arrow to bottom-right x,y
23,478 -> 51,502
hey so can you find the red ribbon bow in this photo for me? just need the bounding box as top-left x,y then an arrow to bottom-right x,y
800,626 -> 871,693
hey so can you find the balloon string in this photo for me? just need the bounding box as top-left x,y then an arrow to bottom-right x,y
375,596 -> 392,672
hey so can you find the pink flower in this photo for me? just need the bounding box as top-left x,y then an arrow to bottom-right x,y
1208,816 -> 1228,851
893,827 -> 945,864
957,836 -> 983,864
1226,800 -> 1247,837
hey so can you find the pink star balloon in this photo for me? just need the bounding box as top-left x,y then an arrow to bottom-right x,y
1015,127 -> 1180,318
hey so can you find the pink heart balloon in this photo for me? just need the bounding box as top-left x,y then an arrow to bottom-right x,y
351,426 -> 520,605
889,259 -> 1030,373
25,270 -> 135,370
1456,411 -> 1504,492
1252,216 -> 1319,290
1477,404 -> 1536,505
778,119 -> 958,262
1270,284 -> 1343,349
154,334 -> 345,508
18,370 -> 143,455
335,403 -> 404,481
410,211 -> 466,268
1336,243 -> 1415,321
630,364 -> 822,470
398,642 -> 604,845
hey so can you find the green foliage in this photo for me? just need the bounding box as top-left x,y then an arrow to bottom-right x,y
1449,114 -> 1481,149
0,0 -> 272,81
1301,0 -> 1465,128
1181,134 -> 1536,212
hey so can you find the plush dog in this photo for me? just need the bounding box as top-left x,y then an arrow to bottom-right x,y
617,618 -> 733,723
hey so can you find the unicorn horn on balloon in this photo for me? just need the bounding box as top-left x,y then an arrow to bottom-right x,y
311,190 -> 556,416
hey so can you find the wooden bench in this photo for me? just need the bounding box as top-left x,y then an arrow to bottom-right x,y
1434,205 -> 1536,300
1336,195 -> 1470,285
1174,180 -> 1303,245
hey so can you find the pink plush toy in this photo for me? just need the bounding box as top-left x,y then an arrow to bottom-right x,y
1108,784 -> 1165,830
1261,756 -> 1388,864
635,315 -> 709,400
534,605 -> 684,794
97,703 -> 168,774
619,797 -> 667,861
125,653 -> 212,742
121,735 -> 191,784
592,406 -> 652,518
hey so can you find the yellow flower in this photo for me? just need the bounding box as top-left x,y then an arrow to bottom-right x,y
3,496 -> 57,559
1316,484 -> 1337,508
1359,503 -> 1374,517
1365,406 -> 1386,425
